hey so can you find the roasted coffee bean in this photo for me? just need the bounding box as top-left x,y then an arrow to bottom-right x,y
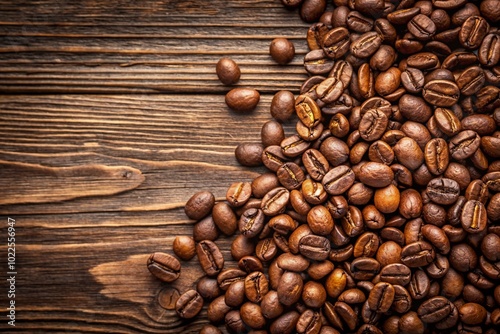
424,138 -> 450,175
459,303 -> 487,325
147,252 -> 181,283
394,137 -> 424,171
422,80 -> 460,107
197,276 -> 221,300
380,263 -> 411,286
173,236 -> 197,261
302,148 -> 329,181
261,187 -> 290,216
278,271 -> 303,306
401,241 -> 435,267
226,182 -> 252,208
434,107 -> 462,137
295,94 -> 322,128
262,120 -> 286,148
426,177 -> 460,205
225,88 -> 260,113
354,232 -> 379,258
175,289 -> 203,319
296,309 -> 322,334
323,27 -> 350,59
322,165 -> 355,195
408,14 -> 436,40
418,296 -> 453,323
197,240 -> 224,276
184,190 -> 215,220
239,208 -> 265,238
459,16 -> 490,50
401,67 -> 425,94
255,238 -> 278,262
350,31 -> 383,58
422,224 -> 450,254
307,205 -> 334,235
262,145 -> 288,172
461,200 -> 488,233
216,57 -> 241,85
235,143 -> 264,167
281,134 -> 310,158
244,271 -> 268,303
299,234 -> 331,261
368,282 -> 395,313
479,33 -> 500,67
358,162 -> 394,188
304,49 -> 335,75
200,325 -> 222,334
351,257 -> 381,280
277,162 -> 305,190
449,243 -> 478,272
270,37 -> 295,65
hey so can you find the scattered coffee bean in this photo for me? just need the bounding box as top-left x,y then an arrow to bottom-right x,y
216,57 -> 241,85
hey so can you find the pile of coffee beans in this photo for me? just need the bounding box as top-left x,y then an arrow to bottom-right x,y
147,0 -> 500,333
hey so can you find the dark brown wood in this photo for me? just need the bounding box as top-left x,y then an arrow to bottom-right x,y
0,0 -> 309,94
0,1 -> 307,331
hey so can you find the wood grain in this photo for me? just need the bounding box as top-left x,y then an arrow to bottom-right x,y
0,0 -> 310,94
0,0 -> 310,332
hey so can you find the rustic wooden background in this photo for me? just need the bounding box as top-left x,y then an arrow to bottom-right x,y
0,0 -> 311,332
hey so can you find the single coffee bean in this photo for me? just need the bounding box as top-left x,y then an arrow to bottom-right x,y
234,143 -> 264,167
226,182 -> 252,208
459,16 -> 490,49
358,162 -> 394,188
422,224 -> 450,254
261,187 -> 290,216
335,301 -> 358,331
351,257 -> 381,280
299,234 -> 331,261
459,303 -> 487,325
244,271 -> 269,303
316,77 -> 344,104
354,232 -> 380,258
276,162 -> 305,190
270,38 -> 295,65
295,94 -> 322,129
304,49 -> 335,75
322,165 -> 355,195
172,236 -> 197,261
262,145 -> 288,172
196,276 -> 221,300
225,88 -> 260,112
147,252 -> 181,282
350,31 -> 383,58
434,107 -> 462,137
347,11 -> 374,33
240,301 -> 266,329
380,263 -> 411,286
368,282 -> 395,313
255,238 -> 278,262
393,137 -> 424,171
281,134 -> 311,158
270,311 -> 300,334
307,22 -> 328,50
277,271 -> 304,306
417,296 -> 453,323
426,177 -> 460,205
239,208 -> 265,238
322,27 -> 351,59
479,33 -> 500,67
449,243 -> 478,272
296,309 -> 322,334
408,14 -> 436,40
175,289 -> 203,319
341,205 -> 364,237
196,240 -> 224,276
401,241 -> 435,267
300,0 -> 327,23
424,138 -> 450,175
422,79 -> 460,107
216,57 -> 241,85
184,190 -> 215,221
461,200 -> 488,233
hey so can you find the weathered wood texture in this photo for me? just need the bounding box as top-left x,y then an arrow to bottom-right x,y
0,0 -> 309,332
0,0 -> 309,94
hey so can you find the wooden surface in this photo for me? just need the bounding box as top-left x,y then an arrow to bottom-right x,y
0,0 -> 310,332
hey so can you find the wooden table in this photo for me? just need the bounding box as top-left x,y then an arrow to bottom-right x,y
0,0 -> 310,332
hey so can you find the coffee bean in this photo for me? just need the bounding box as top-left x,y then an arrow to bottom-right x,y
368,282 -> 395,313
426,177 -> 460,205
322,165 -> 355,195
244,271 -> 269,303
196,240 -> 224,276
417,296 -> 453,323
299,234 -> 331,261
351,257 -> 381,280
261,187 -> 290,216
296,309 -> 322,334
422,80 -> 460,107
147,252 -> 181,282
239,208 -> 265,238
350,31 -> 383,58
380,263 -> 411,286
323,27 -> 350,59
184,191 -> 215,220
461,200 -> 488,233
359,162 -> 394,188
225,88 -> 260,112
216,57 -> 241,85
459,16 -> 490,49
424,138 -> 450,175
459,303 -> 487,325
304,49 -> 335,75
175,289 -> 203,319
270,38 -> 295,64
277,271 -> 303,306
401,241 -> 435,267
408,14 -> 436,40
172,236 -> 197,261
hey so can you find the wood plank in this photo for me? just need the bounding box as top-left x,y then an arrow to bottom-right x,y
0,94 -> 295,216
0,0 -> 310,94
